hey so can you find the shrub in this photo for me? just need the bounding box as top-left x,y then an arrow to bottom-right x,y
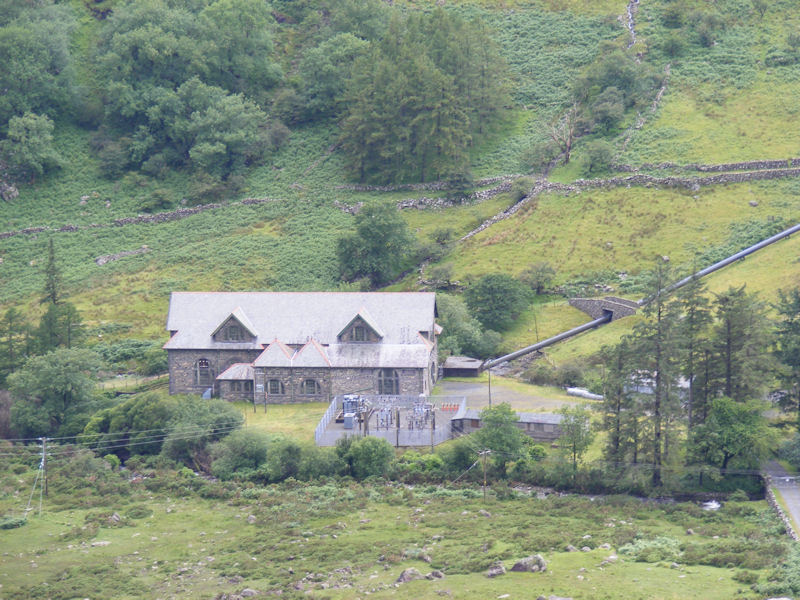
464,273 -> 531,332
619,536 -> 682,562
0,516 -> 26,530
103,454 -> 120,470
210,430 -> 269,480
346,436 -> 394,480
580,140 -> 614,176
510,177 -> 534,202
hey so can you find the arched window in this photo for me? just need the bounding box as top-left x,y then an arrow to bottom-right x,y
378,369 -> 399,395
301,379 -> 321,395
195,358 -> 212,386
267,379 -> 285,395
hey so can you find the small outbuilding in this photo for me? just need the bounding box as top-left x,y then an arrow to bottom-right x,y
450,407 -> 563,442
442,356 -> 483,378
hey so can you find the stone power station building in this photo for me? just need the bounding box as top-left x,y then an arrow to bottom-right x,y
164,292 -> 439,403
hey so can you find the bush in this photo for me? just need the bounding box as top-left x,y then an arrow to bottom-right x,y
619,536 -> 682,562
510,177 -> 534,202
210,429 -> 269,480
346,436 -> 394,480
0,516 -> 26,530
580,140 -> 614,176
464,273 -> 531,332
103,454 -> 120,470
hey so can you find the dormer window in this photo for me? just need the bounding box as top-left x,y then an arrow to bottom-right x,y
353,325 -> 366,342
225,325 -> 243,341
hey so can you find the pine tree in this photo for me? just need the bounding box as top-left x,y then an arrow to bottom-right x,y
775,288 -> 800,423
41,238 -> 61,306
711,286 -> 773,402
0,308 -> 29,385
632,261 -> 680,487
672,274 -> 712,431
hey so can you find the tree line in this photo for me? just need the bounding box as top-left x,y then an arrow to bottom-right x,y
597,262 -> 799,492
0,0 -> 510,192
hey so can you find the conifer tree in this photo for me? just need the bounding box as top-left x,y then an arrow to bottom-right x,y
711,286 -> 773,402
775,288 -> 800,423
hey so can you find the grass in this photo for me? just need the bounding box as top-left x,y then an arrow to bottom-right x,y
0,452 -> 785,599
234,401 -> 329,443
622,78 -> 800,165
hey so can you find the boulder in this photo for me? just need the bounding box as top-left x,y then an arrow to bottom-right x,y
565,545 -> 578,552
479,509 -> 492,518
240,590 -> 259,597
510,555 -> 547,573
426,570 -> 445,580
486,563 -> 506,578
396,568 -> 424,583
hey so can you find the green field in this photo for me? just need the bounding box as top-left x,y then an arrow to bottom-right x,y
0,454 -> 785,600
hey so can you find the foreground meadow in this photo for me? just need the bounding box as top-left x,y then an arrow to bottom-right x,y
0,447 -> 786,600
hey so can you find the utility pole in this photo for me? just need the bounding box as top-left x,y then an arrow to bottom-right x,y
480,450 -> 490,503
41,437 -> 48,497
488,368 -> 492,407
430,410 -> 435,452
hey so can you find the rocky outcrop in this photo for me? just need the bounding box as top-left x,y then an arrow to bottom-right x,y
510,554 -> 547,573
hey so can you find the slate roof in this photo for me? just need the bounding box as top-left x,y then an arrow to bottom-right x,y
216,363 -> 255,381
452,407 -> 563,425
164,292 -> 437,369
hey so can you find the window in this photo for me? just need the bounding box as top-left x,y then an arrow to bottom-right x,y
225,325 -> 243,341
267,379 -> 284,395
378,369 -> 399,395
301,379 -> 321,395
232,380 -> 254,393
195,358 -> 212,386
353,325 -> 366,341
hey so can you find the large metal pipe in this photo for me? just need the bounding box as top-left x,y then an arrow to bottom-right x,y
639,222 -> 800,306
483,313 -> 612,369
482,221 -> 800,369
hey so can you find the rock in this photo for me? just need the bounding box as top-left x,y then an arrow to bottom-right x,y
600,554 -> 618,567
109,513 -> 121,523
566,545 -> 578,552
670,562 -> 680,570
582,534 -> 591,540
581,546 -> 591,552
240,589 -> 259,597
686,528 -> 694,535
486,563 -> 506,578
599,543 -> 611,550
247,515 -> 257,524
396,568 -> 424,583
426,570 -> 445,580
510,554 -> 547,573
91,541 -> 111,547
749,200 -> 758,207
479,509 -> 492,518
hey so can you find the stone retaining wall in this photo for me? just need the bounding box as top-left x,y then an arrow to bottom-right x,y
764,474 -> 800,541
615,158 -> 800,173
334,175 -> 519,193
763,475 -> 800,542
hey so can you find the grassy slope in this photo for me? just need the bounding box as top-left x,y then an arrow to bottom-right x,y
1,0 -> 799,357
0,465 -> 780,600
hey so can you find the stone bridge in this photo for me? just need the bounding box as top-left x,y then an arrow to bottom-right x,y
568,296 -> 639,321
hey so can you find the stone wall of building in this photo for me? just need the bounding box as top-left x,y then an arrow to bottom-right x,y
254,367 -> 332,404
168,349 -> 261,395
218,381 -> 255,403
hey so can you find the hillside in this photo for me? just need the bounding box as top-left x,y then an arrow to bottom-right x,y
0,0 -> 798,364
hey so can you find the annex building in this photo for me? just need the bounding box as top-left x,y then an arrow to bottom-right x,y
164,292 -> 439,403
